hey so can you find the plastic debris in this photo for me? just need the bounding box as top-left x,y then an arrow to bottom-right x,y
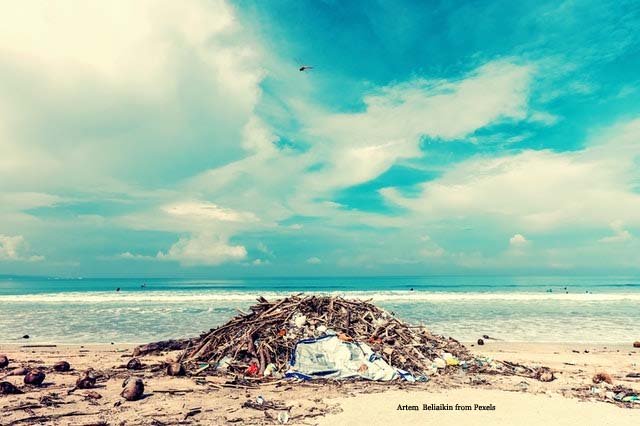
245,362 -> 259,376
434,358 -> 446,369
292,314 -> 307,328
286,334 -> 401,381
277,411 -> 289,424
263,363 -> 278,377
215,356 -> 232,372
443,353 -> 459,366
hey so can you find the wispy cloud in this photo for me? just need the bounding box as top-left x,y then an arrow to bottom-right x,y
599,221 -> 632,243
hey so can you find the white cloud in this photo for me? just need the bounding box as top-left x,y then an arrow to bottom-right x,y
0,235 -> 43,262
156,234 -> 247,266
306,256 -> 322,264
509,234 -> 529,246
0,0 -> 263,192
382,119 -> 640,231
599,221 -> 632,243
0,1 -> 236,83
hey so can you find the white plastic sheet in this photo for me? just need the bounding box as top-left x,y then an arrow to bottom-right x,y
286,334 -> 399,381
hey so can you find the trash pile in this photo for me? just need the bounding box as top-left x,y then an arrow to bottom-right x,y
177,295 -> 472,381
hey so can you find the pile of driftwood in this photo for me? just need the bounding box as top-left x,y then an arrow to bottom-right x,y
175,295 -> 472,378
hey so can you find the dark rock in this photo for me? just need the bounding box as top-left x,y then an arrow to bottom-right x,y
477,338 -> 485,346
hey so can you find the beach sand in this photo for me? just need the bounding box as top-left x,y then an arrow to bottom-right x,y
0,342 -> 638,425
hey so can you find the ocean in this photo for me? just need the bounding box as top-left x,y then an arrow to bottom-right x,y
0,275 -> 638,344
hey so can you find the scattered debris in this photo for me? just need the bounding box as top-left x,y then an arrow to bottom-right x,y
133,339 -> 193,357
183,407 -> 202,420
39,393 -> 65,407
593,372 -> 613,385
6,410 -> 99,425
21,344 -> 56,348
83,391 -> 102,400
242,397 -> 288,411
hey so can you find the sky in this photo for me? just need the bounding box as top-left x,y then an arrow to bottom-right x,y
1,0 -> 640,277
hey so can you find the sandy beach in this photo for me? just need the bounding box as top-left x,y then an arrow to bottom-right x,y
1,341 -> 638,425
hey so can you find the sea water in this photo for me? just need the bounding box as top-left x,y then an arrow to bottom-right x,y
0,275 -> 638,344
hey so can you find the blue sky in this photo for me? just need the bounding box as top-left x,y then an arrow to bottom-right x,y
1,0 -> 640,276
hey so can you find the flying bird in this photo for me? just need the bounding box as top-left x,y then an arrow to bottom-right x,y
299,65 -> 314,72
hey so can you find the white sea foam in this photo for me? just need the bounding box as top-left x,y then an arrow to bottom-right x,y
1,290 -> 640,303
